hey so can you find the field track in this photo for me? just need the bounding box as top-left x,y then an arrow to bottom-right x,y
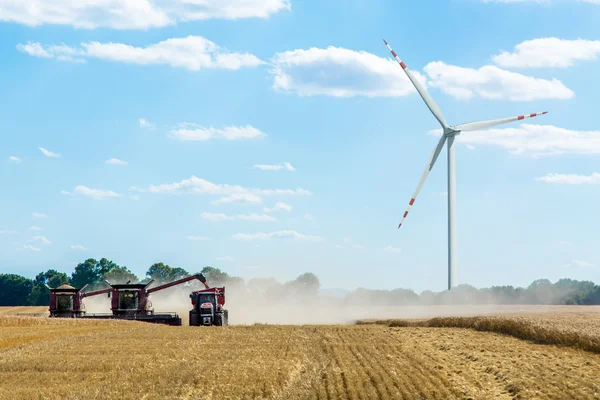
1,308 -> 600,399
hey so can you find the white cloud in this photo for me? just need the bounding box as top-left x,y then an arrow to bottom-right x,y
216,256 -> 234,262
8,156 -> 21,163
18,36 -> 264,71
106,158 -> 128,166
232,230 -> 324,241
384,245 -> 402,253
429,124 -> 600,157
185,235 -> 211,241
39,147 -> 61,158
0,229 -> 17,234
131,176 -> 311,207
32,235 -> 51,245
424,62 -> 574,101
139,118 -> 156,129
493,38 -> 600,68
566,260 -> 596,268
536,172 -> 600,184
169,124 -> 266,141
61,185 -> 123,200
29,226 -> 42,231
70,244 -> 88,250
264,202 -> 293,212
271,46 -> 425,97
1,0 -> 290,29
303,213 -> 314,220
32,213 -> 48,219
253,162 -> 295,171
212,193 -> 263,205
23,244 -> 41,252
128,195 -> 140,201
201,212 -> 276,222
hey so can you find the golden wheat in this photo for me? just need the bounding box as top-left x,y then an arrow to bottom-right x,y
1,312 -> 600,399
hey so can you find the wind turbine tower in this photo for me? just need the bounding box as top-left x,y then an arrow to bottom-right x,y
383,39 -> 548,290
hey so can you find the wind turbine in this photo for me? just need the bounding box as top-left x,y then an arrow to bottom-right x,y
383,39 -> 548,291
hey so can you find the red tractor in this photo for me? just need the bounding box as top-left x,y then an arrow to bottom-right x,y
189,274 -> 228,326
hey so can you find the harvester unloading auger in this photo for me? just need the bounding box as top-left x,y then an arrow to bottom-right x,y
48,273 -> 220,326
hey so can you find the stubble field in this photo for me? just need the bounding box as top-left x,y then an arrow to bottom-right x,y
0,306 -> 599,399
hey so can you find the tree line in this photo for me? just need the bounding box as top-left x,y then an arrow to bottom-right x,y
0,257 -> 321,306
1,257 -> 599,306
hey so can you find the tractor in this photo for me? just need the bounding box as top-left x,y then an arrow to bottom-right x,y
189,274 -> 228,326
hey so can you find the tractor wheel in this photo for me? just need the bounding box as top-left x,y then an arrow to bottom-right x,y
214,314 -> 223,326
223,309 -> 229,326
189,310 -> 199,326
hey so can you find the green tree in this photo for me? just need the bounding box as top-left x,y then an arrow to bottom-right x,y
284,272 -> 320,296
71,258 -> 119,288
104,266 -> 139,284
27,269 -> 70,306
0,274 -> 34,306
147,263 -> 190,283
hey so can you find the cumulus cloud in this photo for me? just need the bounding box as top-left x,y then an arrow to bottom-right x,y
271,46 -> 425,97
32,213 -> 48,219
39,147 -> 61,157
106,158 -> 128,166
70,244 -> 88,250
232,230 -> 324,241
565,260 -> 596,268
31,235 -> 51,245
169,124 -> 266,141
201,212 -> 276,222
131,176 -> 311,209
384,245 -> 402,253
139,118 -> 156,129
264,202 -> 293,212
23,244 -> 41,252
429,124 -> 600,157
493,38 -> 600,68
424,62 -> 574,101
253,162 -> 295,171
1,0 -> 290,29
18,36 -> 264,71
212,193 -> 263,205
61,185 -> 123,200
536,172 -> 600,184
8,156 -> 21,163
185,235 -> 211,241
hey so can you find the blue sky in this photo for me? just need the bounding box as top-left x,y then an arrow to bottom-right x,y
1,0 -> 599,292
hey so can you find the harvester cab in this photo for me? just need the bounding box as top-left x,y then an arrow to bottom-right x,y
47,283 -> 111,318
189,274 -> 228,326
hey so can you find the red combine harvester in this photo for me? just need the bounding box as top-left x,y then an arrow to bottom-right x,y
79,273 -> 208,326
47,284 -> 111,318
189,274 -> 228,326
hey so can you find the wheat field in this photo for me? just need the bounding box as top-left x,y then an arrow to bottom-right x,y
1,308 -> 599,399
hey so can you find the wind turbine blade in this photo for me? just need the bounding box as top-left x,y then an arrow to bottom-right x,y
383,39 -> 448,129
398,134 -> 447,228
454,111 -> 548,132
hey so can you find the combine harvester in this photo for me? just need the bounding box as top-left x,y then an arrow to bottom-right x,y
47,283 -> 111,318
48,274 -> 216,326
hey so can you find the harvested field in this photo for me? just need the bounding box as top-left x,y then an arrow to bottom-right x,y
1,309 -> 600,399
0,306 -> 48,316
